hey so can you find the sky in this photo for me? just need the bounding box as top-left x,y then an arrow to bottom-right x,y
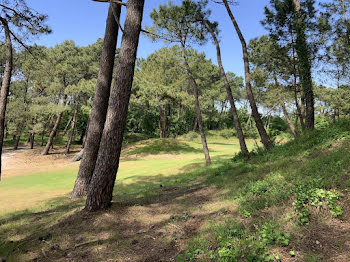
26,0 -> 271,78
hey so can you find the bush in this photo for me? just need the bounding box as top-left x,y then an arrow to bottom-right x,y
182,131 -> 200,141
217,129 -> 236,139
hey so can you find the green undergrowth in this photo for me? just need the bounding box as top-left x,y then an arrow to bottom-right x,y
179,120 -> 350,261
178,219 -> 291,261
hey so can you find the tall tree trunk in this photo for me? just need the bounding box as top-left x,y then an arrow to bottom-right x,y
65,107 -> 78,154
41,112 -> 63,155
193,117 -> 198,132
62,117 -> 72,136
273,76 -> 297,138
205,20 -> 249,155
85,0 -> 145,211
159,105 -> 166,138
294,80 -> 305,132
30,133 -> 35,149
167,104 -> 173,138
300,94 -> 306,124
0,18 -> 13,181
293,0 -> 314,130
14,136 -> 20,150
41,132 -> 45,146
222,0 -> 273,150
281,103 -> 298,138
71,2 -> 122,199
181,44 -> 211,166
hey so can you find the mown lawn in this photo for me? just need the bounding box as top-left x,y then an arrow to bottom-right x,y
0,134 -> 256,215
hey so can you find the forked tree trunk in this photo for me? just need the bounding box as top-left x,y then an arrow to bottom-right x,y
85,0 -> 145,211
0,18 -> 13,181
205,20 -> 249,155
181,44 -> 211,166
41,112 -> 63,155
223,0 -> 273,150
293,0 -> 314,130
71,3 -> 122,199
65,107 -> 78,154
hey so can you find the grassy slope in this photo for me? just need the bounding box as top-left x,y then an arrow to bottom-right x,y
1,122 -> 350,261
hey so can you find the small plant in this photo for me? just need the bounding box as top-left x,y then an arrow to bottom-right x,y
293,186 -> 343,225
237,173 -> 292,217
259,221 -> 290,246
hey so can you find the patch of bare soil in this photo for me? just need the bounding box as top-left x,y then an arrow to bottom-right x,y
13,185 -> 237,262
2,146 -> 81,178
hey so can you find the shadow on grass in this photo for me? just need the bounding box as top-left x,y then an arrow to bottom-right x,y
0,160 -> 232,261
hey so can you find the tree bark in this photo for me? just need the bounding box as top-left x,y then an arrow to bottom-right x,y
223,0 -> 273,150
167,104 -> 173,138
293,79 -> 305,132
181,44 -> 211,166
30,133 -> 35,149
85,0 -> 145,211
41,133 -> 45,146
71,149 -> 84,162
281,103 -> 298,138
293,0 -> 314,130
65,107 -> 78,154
159,105 -> 166,138
0,18 -> 13,181
193,117 -> 198,132
273,75 -> 298,138
14,136 -> 20,150
205,20 -> 249,155
41,112 -> 63,155
71,2 -> 122,199
62,117 -> 72,136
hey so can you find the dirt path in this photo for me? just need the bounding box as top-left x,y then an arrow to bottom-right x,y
2,147 -> 30,171
1,146 -> 80,178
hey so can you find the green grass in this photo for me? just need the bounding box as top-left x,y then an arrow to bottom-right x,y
0,135 -> 255,215
1,121 -> 350,261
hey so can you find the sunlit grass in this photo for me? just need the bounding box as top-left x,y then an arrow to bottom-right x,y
0,136 -> 256,216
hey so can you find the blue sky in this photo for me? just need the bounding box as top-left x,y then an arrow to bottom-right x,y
26,0 -> 271,77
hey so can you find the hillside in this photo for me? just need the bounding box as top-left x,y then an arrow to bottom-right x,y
1,121 -> 350,261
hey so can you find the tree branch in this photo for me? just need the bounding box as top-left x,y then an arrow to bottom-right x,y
92,0 -> 127,6
110,1 -> 124,33
7,28 -> 33,55
140,29 -> 178,43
